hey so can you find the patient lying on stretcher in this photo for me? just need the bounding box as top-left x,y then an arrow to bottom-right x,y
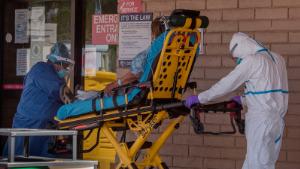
55,17 -> 167,120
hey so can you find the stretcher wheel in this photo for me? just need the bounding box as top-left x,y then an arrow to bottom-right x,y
127,163 -> 138,169
193,121 -> 204,134
161,162 -> 169,169
132,163 -> 139,169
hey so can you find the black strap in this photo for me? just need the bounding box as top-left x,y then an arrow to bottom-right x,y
112,91 -> 119,108
80,125 -> 102,153
83,129 -> 94,140
92,98 -> 97,113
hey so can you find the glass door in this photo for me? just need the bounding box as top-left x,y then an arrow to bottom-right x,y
0,0 -> 72,152
83,0 -> 118,91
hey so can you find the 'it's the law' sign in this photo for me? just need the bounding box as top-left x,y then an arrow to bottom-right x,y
92,14 -> 119,45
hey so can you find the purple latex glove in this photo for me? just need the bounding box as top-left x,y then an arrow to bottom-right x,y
232,96 -> 242,105
185,95 -> 200,109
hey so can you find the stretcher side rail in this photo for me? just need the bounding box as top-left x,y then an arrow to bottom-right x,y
56,101 -> 187,130
57,100 -> 245,135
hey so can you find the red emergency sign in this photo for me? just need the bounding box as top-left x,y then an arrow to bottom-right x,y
92,14 -> 119,45
118,0 -> 142,14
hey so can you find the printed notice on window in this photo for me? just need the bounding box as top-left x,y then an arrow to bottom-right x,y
30,6 -> 45,41
15,9 -> 29,44
118,13 -> 152,62
45,23 -> 57,44
30,41 -> 44,68
16,48 -> 30,76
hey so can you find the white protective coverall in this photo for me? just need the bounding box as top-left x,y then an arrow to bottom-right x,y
198,32 -> 288,169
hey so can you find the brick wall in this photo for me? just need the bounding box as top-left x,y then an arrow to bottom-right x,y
141,0 -> 300,168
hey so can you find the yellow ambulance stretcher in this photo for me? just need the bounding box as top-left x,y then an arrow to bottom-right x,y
55,9 -> 215,169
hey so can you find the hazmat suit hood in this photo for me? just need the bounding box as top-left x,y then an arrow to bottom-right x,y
229,32 -> 264,59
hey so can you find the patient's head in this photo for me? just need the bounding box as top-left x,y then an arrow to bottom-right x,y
151,17 -> 165,40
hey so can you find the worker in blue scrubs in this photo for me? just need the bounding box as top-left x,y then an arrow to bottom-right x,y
2,42 -> 74,157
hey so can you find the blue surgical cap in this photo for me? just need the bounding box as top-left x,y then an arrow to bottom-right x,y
48,42 -> 70,63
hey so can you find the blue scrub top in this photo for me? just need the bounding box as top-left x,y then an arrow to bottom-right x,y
3,62 -> 65,157
16,62 -> 65,120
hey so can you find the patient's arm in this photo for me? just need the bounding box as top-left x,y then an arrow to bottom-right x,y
104,70 -> 139,95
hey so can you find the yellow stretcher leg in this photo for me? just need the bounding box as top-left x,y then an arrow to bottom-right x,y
83,128 -> 117,169
140,115 -> 185,168
95,110 -> 185,169
102,123 -> 133,169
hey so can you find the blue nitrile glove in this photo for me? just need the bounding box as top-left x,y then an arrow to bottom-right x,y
185,95 -> 200,109
232,96 -> 242,105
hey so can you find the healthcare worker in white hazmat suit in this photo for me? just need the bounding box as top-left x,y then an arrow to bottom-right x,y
185,32 -> 288,169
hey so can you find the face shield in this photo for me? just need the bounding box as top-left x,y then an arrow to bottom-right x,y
48,54 -> 74,78
55,55 -> 75,65
56,56 -> 74,79
47,42 -> 75,78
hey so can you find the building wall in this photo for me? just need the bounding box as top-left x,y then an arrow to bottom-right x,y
141,0 -> 300,168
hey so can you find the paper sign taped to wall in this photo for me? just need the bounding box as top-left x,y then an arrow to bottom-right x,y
118,13 -> 152,61
118,0 -> 142,14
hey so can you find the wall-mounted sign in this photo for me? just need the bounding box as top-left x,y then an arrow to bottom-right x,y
92,14 -> 119,45
118,13 -> 152,63
118,0 -> 142,14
